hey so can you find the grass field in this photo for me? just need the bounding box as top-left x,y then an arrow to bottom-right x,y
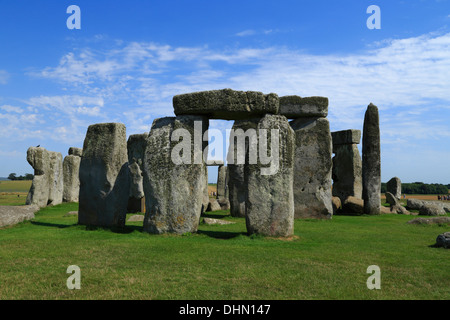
0,180 -> 31,206
0,201 -> 448,300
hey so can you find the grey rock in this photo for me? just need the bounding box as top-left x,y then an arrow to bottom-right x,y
202,218 -> 236,225
207,199 -> 222,212
279,96 -> 328,118
419,203 -> 446,216
331,129 -> 361,146
435,232 -> 450,248
63,154 -> 81,202
332,196 -> 342,214
217,197 -> 230,210
227,119 -> 259,218
245,114 -> 295,237
407,217 -> 450,225
25,147 -> 63,208
173,88 -> 279,120
406,198 -> 425,210
290,117 -> 333,219
142,116 -> 208,234
407,199 -> 449,215
127,214 -> 145,222
63,211 -> 78,217
68,147 -> 83,157
216,165 -> 227,199
0,205 -> 38,228
385,192 -> 410,214
342,196 -> 364,215
332,143 -> 363,203
362,103 -> 381,215
127,133 -> 148,202
206,159 -> 224,166
386,177 -> 402,199
78,123 -> 130,228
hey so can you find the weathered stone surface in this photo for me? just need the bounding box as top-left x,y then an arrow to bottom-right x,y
206,159 -> 224,166
386,177 -> 402,199
407,199 -> 450,214
245,114 -> 295,237
362,103 -> 381,215
63,154 -> 81,202
127,214 -> 145,222
207,199 -> 222,212
216,165 -> 227,199
227,119 -> 259,218
202,218 -> 236,225
25,147 -> 63,207
0,205 -> 38,228
173,88 -> 279,120
127,133 -> 148,213
332,196 -> 342,214
290,117 -> 333,219
331,129 -> 361,146
217,197 -> 230,210
279,96 -> 328,118
407,217 -> 450,225
406,198 -> 424,210
332,144 -> 363,203
68,147 -> 83,157
342,196 -> 364,215
78,123 -> 130,228
142,116 -> 208,234
435,232 -> 450,248
419,203 -> 446,216
385,192 -> 410,214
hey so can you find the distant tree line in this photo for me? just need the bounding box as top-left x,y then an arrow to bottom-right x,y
7,173 -> 34,181
381,182 -> 449,195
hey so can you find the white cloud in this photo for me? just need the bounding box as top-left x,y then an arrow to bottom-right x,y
1,105 -> 24,113
0,70 -> 9,84
236,29 -> 256,37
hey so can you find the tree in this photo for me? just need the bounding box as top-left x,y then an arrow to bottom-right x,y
8,173 -> 17,181
25,173 -> 34,180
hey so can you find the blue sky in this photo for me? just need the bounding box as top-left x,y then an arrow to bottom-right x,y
0,0 -> 450,184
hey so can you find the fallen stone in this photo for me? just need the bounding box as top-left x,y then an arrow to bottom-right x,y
435,232 -> 450,248
173,88 -> 279,120
207,199 -> 222,212
0,205 -> 38,228
127,214 -> 145,222
342,196 -> 364,215
290,117 -> 333,219
332,196 -> 342,214
202,218 -> 236,225
419,203 -> 446,216
362,103 -> 381,215
407,217 -> 450,225
78,123 -> 130,228
279,96 -> 328,118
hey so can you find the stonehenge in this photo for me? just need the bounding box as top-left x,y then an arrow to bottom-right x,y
23,88 -> 385,236
78,123 -> 130,228
331,129 -> 363,203
386,177 -> 402,199
26,147 -> 64,208
63,147 -> 82,203
362,103 -> 381,215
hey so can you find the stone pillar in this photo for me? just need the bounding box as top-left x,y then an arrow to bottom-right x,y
386,177 -> 401,199
127,133 -> 148,213
78,123 -> 130,228
227,119 -> 259,218
331,129 -> 363,203
362,103 -> 381,215
26,147 -> 64,208
290,117 -> 333,219
63,148 -> 82,202
216,165 -> 227,199
142,115 -> 208,234
245,114 -> 295,237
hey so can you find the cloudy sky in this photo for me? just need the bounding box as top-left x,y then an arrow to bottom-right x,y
0,0 -> 449,183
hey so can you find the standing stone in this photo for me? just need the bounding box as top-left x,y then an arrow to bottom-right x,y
26,147 -> 63,207
290,117 -> 333,219
227,119 -> 259,218
127,133 -> 148,213
142,116 -> 208,234
216,165 -> 227,200
245,114 -> 295,237
331,129 -> 363,203
78,123 -> 130,228
386,177 -> 402,199
63,148 -> 82,202
362,103 -> 381,215
69,147 -> 83,157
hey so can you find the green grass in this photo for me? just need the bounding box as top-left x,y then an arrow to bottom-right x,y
0,180 -> 32,193
0,203 -> 449,300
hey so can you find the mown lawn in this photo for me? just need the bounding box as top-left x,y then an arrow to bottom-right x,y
0,202 -> 448,300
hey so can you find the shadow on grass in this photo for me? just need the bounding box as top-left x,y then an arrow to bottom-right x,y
197,229 -> 247,239
30,221 -> 75,229
201,212 -> 230,219
30,220 -> 143,233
